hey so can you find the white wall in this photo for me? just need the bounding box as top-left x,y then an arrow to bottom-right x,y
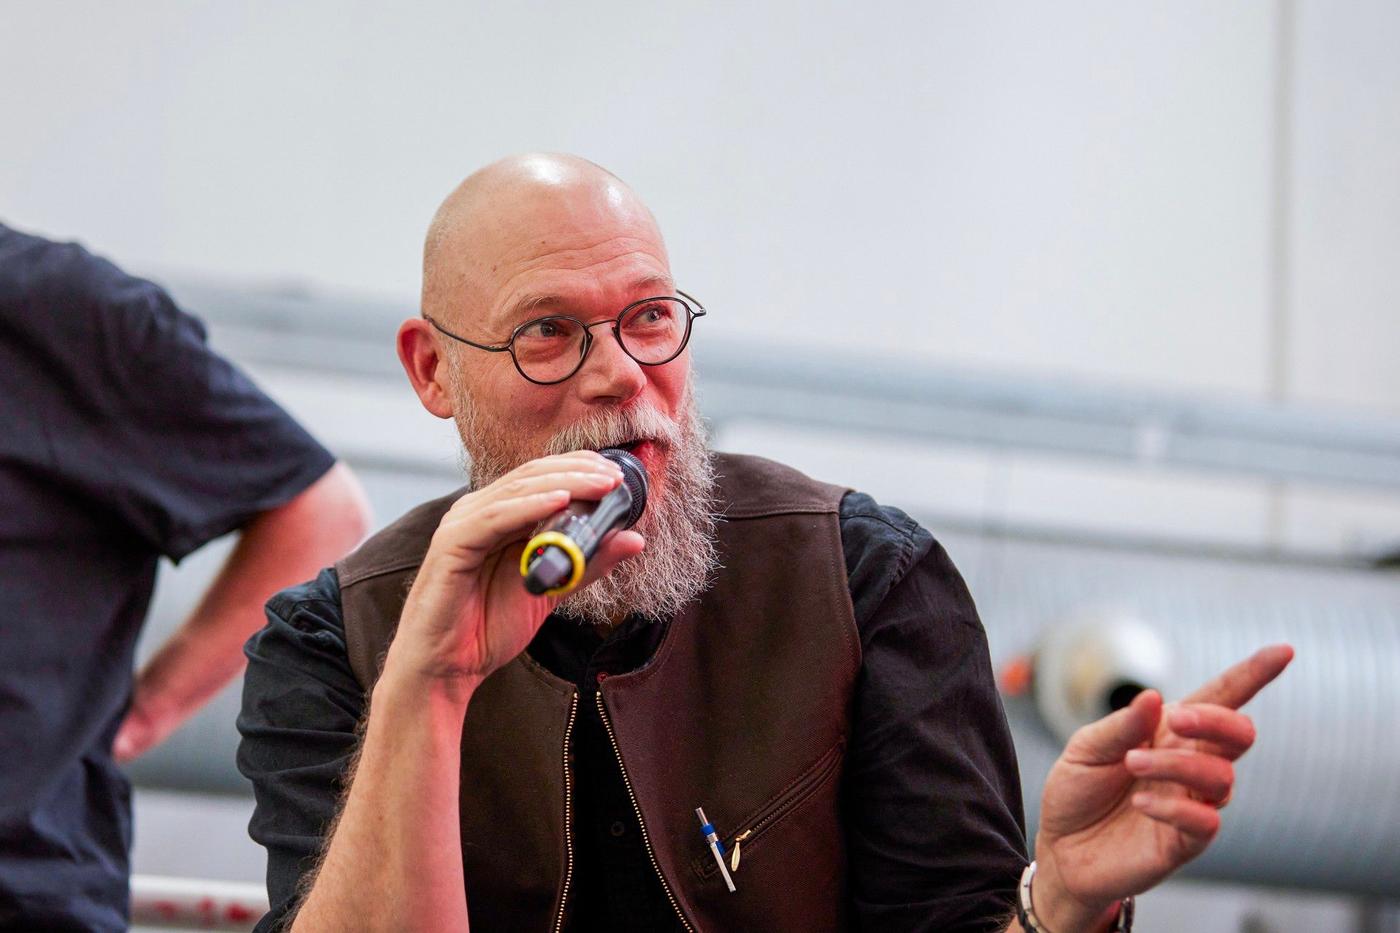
4,0 -> 1399,559
1289,0 -> 1400,413
4,0 -> 1395,412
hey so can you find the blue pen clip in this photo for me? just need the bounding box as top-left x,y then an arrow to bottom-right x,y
695,806 -> 737,892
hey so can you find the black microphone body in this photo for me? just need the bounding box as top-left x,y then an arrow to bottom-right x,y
521,448 -> 649,596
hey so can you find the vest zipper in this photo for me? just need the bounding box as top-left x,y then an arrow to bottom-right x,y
552,692 -> 580,933
732,742 -> 841,846
699,741 -> 844,879
595,691 -> 696,932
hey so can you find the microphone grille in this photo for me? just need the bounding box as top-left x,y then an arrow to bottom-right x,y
599,448 -> 649,528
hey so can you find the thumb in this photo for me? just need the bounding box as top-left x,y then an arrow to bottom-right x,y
580,530 -> 646,586
112,716 -> 149,764
1064,689 -> 1163,766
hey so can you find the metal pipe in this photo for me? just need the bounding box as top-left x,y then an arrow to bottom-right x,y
960,526 -> 1400,897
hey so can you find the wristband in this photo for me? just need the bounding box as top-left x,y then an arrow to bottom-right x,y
1016,861 -> 1134,933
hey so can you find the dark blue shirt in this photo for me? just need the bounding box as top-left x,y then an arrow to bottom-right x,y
0,224 -> 335,931
238,493 -> 1028,932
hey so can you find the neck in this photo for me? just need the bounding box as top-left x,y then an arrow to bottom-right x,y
595,612 -> 628,635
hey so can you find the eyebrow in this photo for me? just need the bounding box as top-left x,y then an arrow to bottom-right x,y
502,274 -> 675,325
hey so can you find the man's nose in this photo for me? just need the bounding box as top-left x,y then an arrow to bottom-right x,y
575,326 -> 646,404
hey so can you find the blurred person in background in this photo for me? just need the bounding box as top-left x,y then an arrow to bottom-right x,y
0,223 -> 372,931
238,155 -> 1289,932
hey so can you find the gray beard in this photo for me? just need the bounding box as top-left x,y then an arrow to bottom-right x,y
453,383 -> 720,626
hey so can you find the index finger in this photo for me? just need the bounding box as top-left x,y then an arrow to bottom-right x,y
525,451 -> 619,471
1181,644 -> 1294,710
504,452 -> 622,482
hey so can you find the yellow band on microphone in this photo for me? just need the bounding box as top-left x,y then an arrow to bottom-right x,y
520,530 -> 587,596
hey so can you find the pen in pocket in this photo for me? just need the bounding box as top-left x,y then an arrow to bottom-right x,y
695,806 -> 737,893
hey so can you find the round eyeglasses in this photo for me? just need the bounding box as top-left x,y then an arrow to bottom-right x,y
424,290 -> 706,385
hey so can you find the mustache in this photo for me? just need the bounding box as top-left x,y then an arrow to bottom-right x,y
543,404 -> 682,457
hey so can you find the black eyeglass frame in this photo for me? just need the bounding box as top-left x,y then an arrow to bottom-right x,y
423,289 -> 707,385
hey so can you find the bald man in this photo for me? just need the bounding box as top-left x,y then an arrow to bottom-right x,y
237,155 -> 1290,932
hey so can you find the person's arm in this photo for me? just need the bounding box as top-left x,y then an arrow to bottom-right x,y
839,499 -> 1292,932
237,571 -> 366,933
115,462 -> 371,762
22,253 -> 373,763
289,652 -> 478,931
237,566 -> 483,933
288,452 -> 638,931
840,505 -> 1028,932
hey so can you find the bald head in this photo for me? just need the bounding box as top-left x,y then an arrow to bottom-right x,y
421,154 -> 667,327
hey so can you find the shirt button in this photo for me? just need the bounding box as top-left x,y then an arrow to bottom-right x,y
610,821 -> 627,837
595,672 -> 609,684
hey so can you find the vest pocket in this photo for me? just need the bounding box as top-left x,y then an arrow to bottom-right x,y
691,739 -> 844,881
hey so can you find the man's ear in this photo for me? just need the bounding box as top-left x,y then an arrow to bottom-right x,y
397,318 -> 456,419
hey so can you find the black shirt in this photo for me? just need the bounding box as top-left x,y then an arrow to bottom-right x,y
0,225 -> 336,931
238,492 -> 1028,932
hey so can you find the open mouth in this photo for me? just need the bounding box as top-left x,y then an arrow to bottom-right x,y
606,438 -> 662,471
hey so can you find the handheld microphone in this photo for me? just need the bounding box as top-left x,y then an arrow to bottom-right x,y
520,447 -> 649,596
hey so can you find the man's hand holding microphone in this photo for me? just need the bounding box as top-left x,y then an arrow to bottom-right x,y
290,449 -> 644,932
386,450 -> 644,698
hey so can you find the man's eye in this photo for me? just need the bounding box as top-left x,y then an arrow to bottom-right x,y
630,303 -> 674,327
519,318 -> 577,341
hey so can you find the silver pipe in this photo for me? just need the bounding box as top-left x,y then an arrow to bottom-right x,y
949,527 -> 1400,897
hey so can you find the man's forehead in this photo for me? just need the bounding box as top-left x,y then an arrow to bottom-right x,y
487,220 -> 665,268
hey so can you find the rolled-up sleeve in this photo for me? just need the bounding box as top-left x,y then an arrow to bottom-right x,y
840,495 -> 1027,932
236,568 -> 365,932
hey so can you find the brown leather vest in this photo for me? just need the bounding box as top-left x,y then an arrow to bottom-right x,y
337,453 -> 859,931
